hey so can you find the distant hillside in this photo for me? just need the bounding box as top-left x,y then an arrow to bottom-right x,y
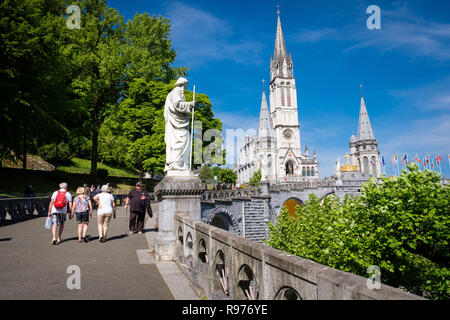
1,155 -> 55,171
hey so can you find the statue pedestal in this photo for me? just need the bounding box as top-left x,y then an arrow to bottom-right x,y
154,174 -> 204,261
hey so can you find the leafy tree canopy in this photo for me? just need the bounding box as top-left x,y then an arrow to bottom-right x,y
267,164 -> 450,300
217,168 -> 237,184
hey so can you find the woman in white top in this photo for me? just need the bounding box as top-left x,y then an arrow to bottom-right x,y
93,185 -> 116,242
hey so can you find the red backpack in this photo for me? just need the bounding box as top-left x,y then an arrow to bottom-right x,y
54,190 -> 67,209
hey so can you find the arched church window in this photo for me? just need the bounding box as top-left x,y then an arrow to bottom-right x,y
371,156 -> 377,176
268,155 -> 272,168
307,167 -> 311,176
302,167 -> 306,177
285,161 -> 294,175
363,157 -> 369,175
311,167 -> 315,176
286,87 -> 291,107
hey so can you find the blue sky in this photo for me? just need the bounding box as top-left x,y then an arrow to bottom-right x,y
108,0 -> 450,177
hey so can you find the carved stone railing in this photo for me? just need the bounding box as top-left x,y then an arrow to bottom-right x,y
269,179 -> 336,192
0,197 -> 51,225
175,212 -> 425,300
202,187 -> 262,202
0,194 -> 131,226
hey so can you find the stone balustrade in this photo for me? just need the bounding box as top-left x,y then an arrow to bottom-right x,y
175,211 -> 425,300
0,194 -> 130,225
202,187 -> 262,202
269,179 -> 336,192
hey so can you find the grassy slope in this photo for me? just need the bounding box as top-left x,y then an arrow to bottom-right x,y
57,158 -> 138,178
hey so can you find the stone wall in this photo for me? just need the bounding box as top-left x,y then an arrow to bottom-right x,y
201,195 -> 274,243
175,211 -> 425,300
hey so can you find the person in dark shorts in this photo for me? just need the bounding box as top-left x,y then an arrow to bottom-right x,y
124,182 -> 150,234
71,187 -> 93,243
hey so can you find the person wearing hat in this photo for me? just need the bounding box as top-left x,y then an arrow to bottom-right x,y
93,185 -> 116,242
124,182 -> 150,234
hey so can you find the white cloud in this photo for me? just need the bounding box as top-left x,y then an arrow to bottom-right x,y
381,114 -> 450,154
291,27 -> 337,43
390,77 -> 450,111
165,2 -> 265,66
288,4 -> 450,62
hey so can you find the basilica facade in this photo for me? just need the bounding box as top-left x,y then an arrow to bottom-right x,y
236,12 -> 319,184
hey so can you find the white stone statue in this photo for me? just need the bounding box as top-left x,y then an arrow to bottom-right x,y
335,158 -> 342,179
335,158 -> 341,173
164,77 -> 195,174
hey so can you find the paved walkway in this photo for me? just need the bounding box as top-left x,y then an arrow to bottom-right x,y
0,206 -> 196,300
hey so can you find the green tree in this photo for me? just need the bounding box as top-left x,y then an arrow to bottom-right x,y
62,0 -> 126,176
63,1 -> 185,176
104,78 -> 223,177
249,169 -> 262,187
199,165 -> 214,183
267,165 -> 450,300
0,0 -> 70,168
211,166 -> 223,180
217,168 -> 237,184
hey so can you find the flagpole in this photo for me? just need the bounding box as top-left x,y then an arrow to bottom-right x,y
189,85 -> 196,171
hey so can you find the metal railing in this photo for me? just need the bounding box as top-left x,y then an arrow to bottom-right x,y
0,194 -> 131,226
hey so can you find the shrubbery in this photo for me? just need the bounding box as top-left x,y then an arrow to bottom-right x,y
266,164 -> 450,300
249,169 -> 262,187
199,165 -> 214,183
37,143 -> 74,165
217,168 -> 238,184
96,168 -> 109,179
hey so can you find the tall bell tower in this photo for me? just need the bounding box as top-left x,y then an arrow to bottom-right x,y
269,10 -> 302,179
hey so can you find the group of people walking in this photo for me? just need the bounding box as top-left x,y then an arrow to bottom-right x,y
47,181 -> 152,245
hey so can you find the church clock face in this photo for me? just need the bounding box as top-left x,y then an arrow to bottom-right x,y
283,129 -> 293,140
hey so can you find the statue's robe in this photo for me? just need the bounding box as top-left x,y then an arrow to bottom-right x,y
164,87 -> 192,172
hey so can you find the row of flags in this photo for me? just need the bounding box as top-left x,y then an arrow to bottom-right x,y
380,153 -> 449,176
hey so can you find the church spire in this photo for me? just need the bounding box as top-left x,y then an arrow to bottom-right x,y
273,8 -> 287,59
271,9 -> 293,81
357,88 -> 375,140
257,80 -> 274,138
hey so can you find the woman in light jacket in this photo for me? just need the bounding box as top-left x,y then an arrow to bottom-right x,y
93,185 -> 116,242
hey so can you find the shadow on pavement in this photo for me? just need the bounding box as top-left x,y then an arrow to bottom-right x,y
0,237 -> 12,242
105,234 -> 128,241
59,236 -> 79,243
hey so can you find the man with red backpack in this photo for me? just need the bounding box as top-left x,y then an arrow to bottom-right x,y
47,182 -> 73,245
